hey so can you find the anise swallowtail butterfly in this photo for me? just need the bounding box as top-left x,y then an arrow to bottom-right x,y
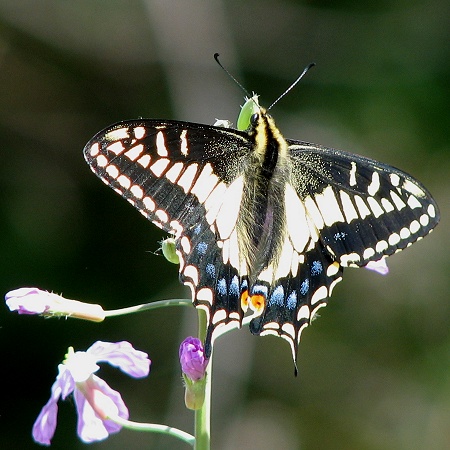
83,94 -> 439,366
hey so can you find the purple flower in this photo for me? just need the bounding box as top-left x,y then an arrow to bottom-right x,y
179,337 -> 209,410
32,341 -> 150,445
364,259 -> 389,275
179,337 -> 208,381
5,287 -> 105,322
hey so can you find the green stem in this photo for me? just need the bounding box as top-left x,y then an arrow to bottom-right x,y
194,309 -> 211,450
109,415 -> 194,446
103,298 -> 191,317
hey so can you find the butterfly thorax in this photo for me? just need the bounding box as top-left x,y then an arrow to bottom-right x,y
237,110 -> 291,282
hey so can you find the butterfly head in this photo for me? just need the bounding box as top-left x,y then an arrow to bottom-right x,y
237,94 -> 262,131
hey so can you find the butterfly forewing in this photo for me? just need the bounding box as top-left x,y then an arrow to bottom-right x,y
287,141 -> 440,267
84,120 -> 251,228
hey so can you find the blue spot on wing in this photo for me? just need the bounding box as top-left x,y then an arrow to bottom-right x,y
217,278 -> 227,296
251,284 -> 268,297
229,276 -> 240,297
206,263 -> 216,279
300,279 -> 309,296
334,231 -> 347,241
311,260 -> 323,276
268,285 -> 284,307
286,291 -> 297,309
196,241 -> 207,255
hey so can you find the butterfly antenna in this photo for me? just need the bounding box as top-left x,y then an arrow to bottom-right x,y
268,62 -> 316,111
214,53 -> 251,99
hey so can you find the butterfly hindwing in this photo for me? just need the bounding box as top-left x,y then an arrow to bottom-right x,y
249,234 -> 343,363
175,215 -> 246,357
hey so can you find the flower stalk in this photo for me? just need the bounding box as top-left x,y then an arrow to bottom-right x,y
104,298 -> 192,318
5,287 -> 192,322
106,415 -> 195,446
194,309 -> 211,450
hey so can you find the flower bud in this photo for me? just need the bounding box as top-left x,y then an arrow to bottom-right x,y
179,337 -> 209,410
5,287 -> 105,322
179,337 -> 208,381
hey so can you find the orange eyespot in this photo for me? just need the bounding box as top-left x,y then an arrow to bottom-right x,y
240,290 -> 249,312
250,294 -> 266,313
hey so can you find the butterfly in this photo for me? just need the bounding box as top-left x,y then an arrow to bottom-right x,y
83,93 -> 439,367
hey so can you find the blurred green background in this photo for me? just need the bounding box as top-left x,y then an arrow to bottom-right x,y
0,1 -> 448,449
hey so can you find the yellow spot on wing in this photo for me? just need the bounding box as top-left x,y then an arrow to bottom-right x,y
315,186 -> 345,226
190,163 -> 219,203
215,176 -> 244,239
177,164 -> 198,193
105,128 -> 129,141
125,144 -> 144,161
285,184 -> 310,253
156,131 -> 168,157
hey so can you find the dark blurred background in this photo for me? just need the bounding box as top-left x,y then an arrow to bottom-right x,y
0,1 -> 448,449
